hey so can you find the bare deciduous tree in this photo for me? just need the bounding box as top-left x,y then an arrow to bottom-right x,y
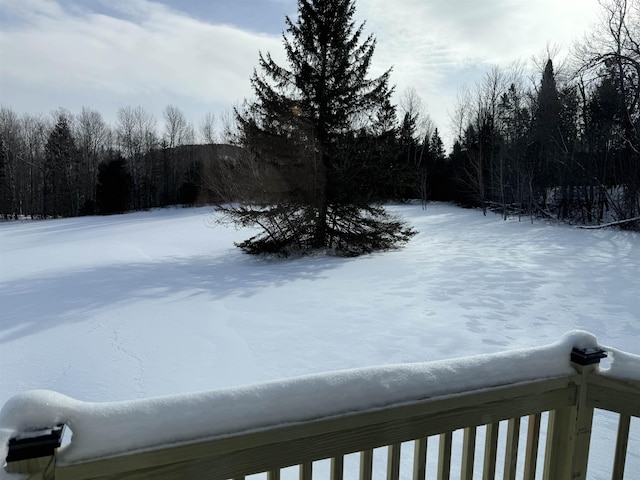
116,106 -> 158,209
75,107 -> 110,212
198,112 -> 217,145
576,0 -> 640,223
163,105 -> 190,149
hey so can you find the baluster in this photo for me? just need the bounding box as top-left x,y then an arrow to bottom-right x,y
483,422 -> 499,480
437,432 -> 452,480
300,462 -> 312,480
503,417 -> 521,480
611,413 -> 631,480
523,413 -> 541,480
268,469 -> 280,480
330,456 -> 344,480
412,437 -> 428,480
360,449 -> 373,480
461,427 -> 476,480
387,443 -> 401,480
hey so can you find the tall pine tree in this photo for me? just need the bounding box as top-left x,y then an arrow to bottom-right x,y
221,0 -> 415,256
530,59 -> 563,208
0,137 -> 10,219
44,115 -> 78,217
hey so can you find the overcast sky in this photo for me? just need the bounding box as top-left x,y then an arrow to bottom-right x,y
0,0 -> 602,148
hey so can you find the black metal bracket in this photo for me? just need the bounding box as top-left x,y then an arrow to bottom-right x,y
6,425 -> 65,463
571,347 -> 608,366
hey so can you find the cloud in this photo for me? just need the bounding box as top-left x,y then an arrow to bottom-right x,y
0,0 -> 603,147
357,0 -> 602,143
361,0 -> 600,65
0,0 -> 284,124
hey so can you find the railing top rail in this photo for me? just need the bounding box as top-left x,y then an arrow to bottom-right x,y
2,330 -> 640,480
53,375 -> 581,480
596,344 -> 640,383
0,331 -> 601,468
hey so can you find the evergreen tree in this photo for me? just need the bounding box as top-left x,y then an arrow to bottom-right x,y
530,59 -> 563,208
447,140 -> 474,205
44,115 -> 78,217
426,129 -> 449,201
366,99 -> 403,201
0,137 -> 10,219
222,0 -> 415,256
429,129 -> 445,162
497,83 -> 530,217
96,155 -> 132,214
396,111 -> 421,201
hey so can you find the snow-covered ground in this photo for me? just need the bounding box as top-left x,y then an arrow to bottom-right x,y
0,203 -> 638,477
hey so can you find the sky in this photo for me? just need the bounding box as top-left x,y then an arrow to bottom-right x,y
0,0 -> 603,149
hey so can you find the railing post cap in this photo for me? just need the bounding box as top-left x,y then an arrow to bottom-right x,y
570,347 -> 607,366
6,424 -> 65,463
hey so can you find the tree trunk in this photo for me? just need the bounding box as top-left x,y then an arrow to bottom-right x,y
314,199 -> 328,249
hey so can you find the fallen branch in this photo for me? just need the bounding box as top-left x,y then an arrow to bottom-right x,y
577,216 -> 640,229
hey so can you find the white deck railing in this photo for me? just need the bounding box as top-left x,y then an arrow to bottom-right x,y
3,335 -> 639,480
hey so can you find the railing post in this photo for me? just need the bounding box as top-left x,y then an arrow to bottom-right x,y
543,347 -> 606,480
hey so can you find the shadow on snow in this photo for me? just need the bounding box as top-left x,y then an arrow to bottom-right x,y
0,252 -> 347,343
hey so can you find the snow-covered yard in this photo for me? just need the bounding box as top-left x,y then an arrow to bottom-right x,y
0,203 -> 638,477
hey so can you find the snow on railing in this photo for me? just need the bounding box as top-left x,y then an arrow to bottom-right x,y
1,330 -> 639,480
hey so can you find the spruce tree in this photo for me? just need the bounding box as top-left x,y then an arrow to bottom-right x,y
96,155 -> 132,214
221,0 -> 415,256
44,115 -> 78,217
531,60 -> 563,202
0,137 -> 11,219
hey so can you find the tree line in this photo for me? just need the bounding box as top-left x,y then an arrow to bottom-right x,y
1,0 -> 638,247
438,0 -> 640,229
0,104 -> 231,218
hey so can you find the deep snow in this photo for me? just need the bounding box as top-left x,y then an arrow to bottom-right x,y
0,203 -> 638,477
